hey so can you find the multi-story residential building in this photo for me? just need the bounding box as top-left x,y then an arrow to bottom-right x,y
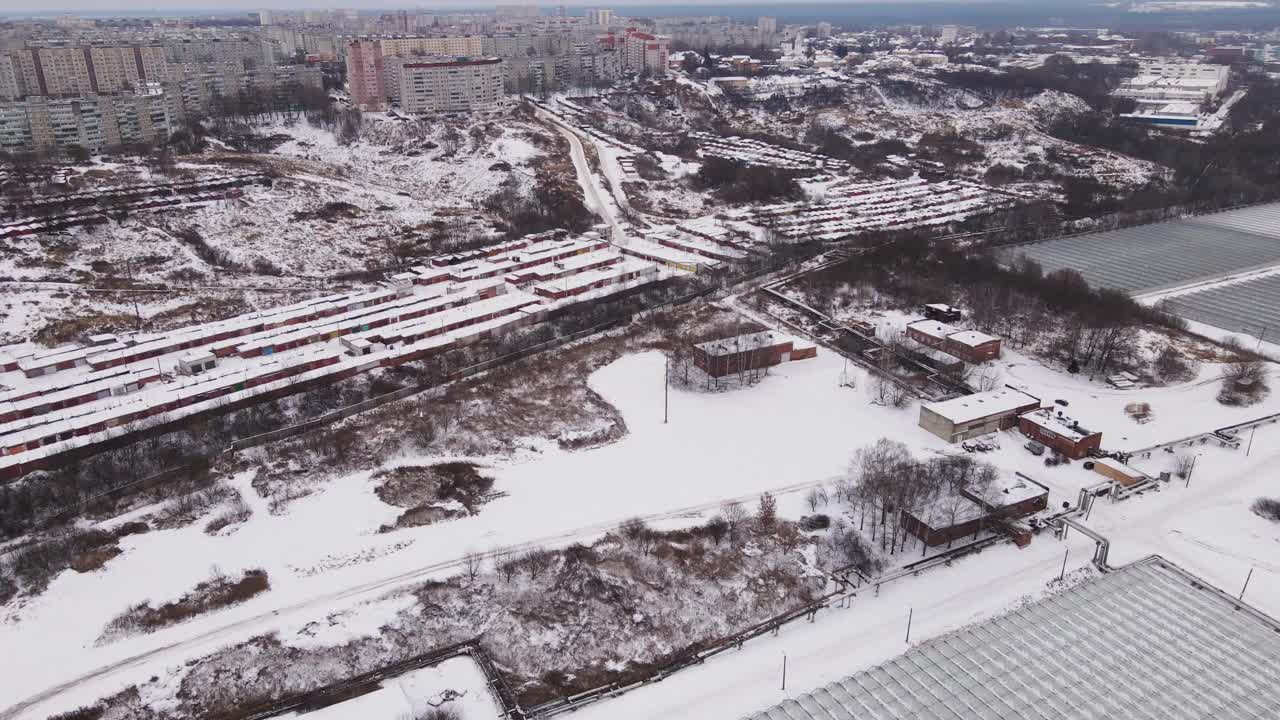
347,36 -> 487,110
622,30 -> 670,76
346,39 -> 387,110
496,3 -> 539,20
396,56 -> 504,114
0,54 -> 20,100
379,35 -> 486,57
165,36 -> 272,67
586,8 -> 613,27
0,89 -> 172,154
13,44 -> 167,97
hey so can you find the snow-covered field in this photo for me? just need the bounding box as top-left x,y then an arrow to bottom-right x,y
7,317 -> 1278,718
278,656 -> 501,720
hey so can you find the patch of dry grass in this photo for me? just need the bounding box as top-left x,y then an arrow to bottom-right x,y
101,569 -> 270,639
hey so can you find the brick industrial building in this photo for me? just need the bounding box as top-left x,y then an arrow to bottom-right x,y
901,472 -> 1049,547
906,320 -> 1002,364
1019,408 -> 1103,460
692,331 -> 816,378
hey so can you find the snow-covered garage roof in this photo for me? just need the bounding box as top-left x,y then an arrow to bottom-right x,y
743,556 -> 1280,720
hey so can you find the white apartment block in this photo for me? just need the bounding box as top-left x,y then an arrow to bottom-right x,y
396,56 -> 505,114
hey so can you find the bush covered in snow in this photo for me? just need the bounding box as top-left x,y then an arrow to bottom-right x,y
1251,497 -> 1280,523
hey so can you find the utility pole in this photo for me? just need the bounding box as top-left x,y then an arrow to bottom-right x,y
905,608 -> 913,644
1240,567 -> 1254,600
663,356 -> 669,424
1185,454 -> 1198,488
1059,547 -> 1069,582
780,653 -> 787,691
1247,425 -> 1257,456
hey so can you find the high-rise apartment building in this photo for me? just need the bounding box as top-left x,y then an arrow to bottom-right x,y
622,30 -> 670,76
586,8 -> 613,27
396,57 -> 505,114
346,39 -> 387,110
347,36 -> 487,110
0,90 -> 173,154
13,45 -> 169,98
0,55 -> 20,101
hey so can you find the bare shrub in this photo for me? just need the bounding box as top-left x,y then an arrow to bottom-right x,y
1174,454 -> 1196,480
1154,345 -> 1198,383
1252,497 -> 1280,523
415,709 -> 461,720
204,494 -> 251,535
102,569 -> 269,637
1219,360 -> 1270,406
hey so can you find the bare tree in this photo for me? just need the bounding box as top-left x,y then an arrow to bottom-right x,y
462,550 -> 484,582
519,548 -> 555,579
721,500 -> 748,542
805,487 -> 822,512
756,492 -> 777,529
705,515 -> 729,545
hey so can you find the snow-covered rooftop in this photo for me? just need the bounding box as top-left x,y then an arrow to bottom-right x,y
946,329 -> 1000,348
922,388 -> 1039,425
745,556 -> 1280,720
695,331 -> 790,357
1021,407 -> 1098,442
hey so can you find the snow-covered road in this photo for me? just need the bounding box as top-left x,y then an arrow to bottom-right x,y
534,106 -> 626,242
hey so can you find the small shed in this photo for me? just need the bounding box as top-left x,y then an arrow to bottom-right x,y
177,351 -> 217,376
923,303 -> 963,323
1091,457 -> 1146,486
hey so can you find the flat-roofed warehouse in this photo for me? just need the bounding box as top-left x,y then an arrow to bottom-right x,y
1003,202 -> 1280,340
918,388 -> 1040,443
744,556 -> 1280,720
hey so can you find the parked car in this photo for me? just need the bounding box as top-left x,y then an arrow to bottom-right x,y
1025,440 -> 1046,456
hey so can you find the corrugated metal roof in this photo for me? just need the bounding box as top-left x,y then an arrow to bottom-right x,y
743,557 -> 1280,720
1007,217 -> 1280,295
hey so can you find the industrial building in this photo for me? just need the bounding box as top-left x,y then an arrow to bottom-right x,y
692,331 -> 816,379
906,320 -> 1002,364
1018,408 -> 1103,460
900,472 -> 1049,547
1004,202 -> 1280,341
918,388 -> 1040,443
745,556 -> 1280,720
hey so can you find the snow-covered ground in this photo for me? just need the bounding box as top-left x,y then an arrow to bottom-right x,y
6,317 -> 1279,718
564,423 -> 1280,720
278,656 -> 501,720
